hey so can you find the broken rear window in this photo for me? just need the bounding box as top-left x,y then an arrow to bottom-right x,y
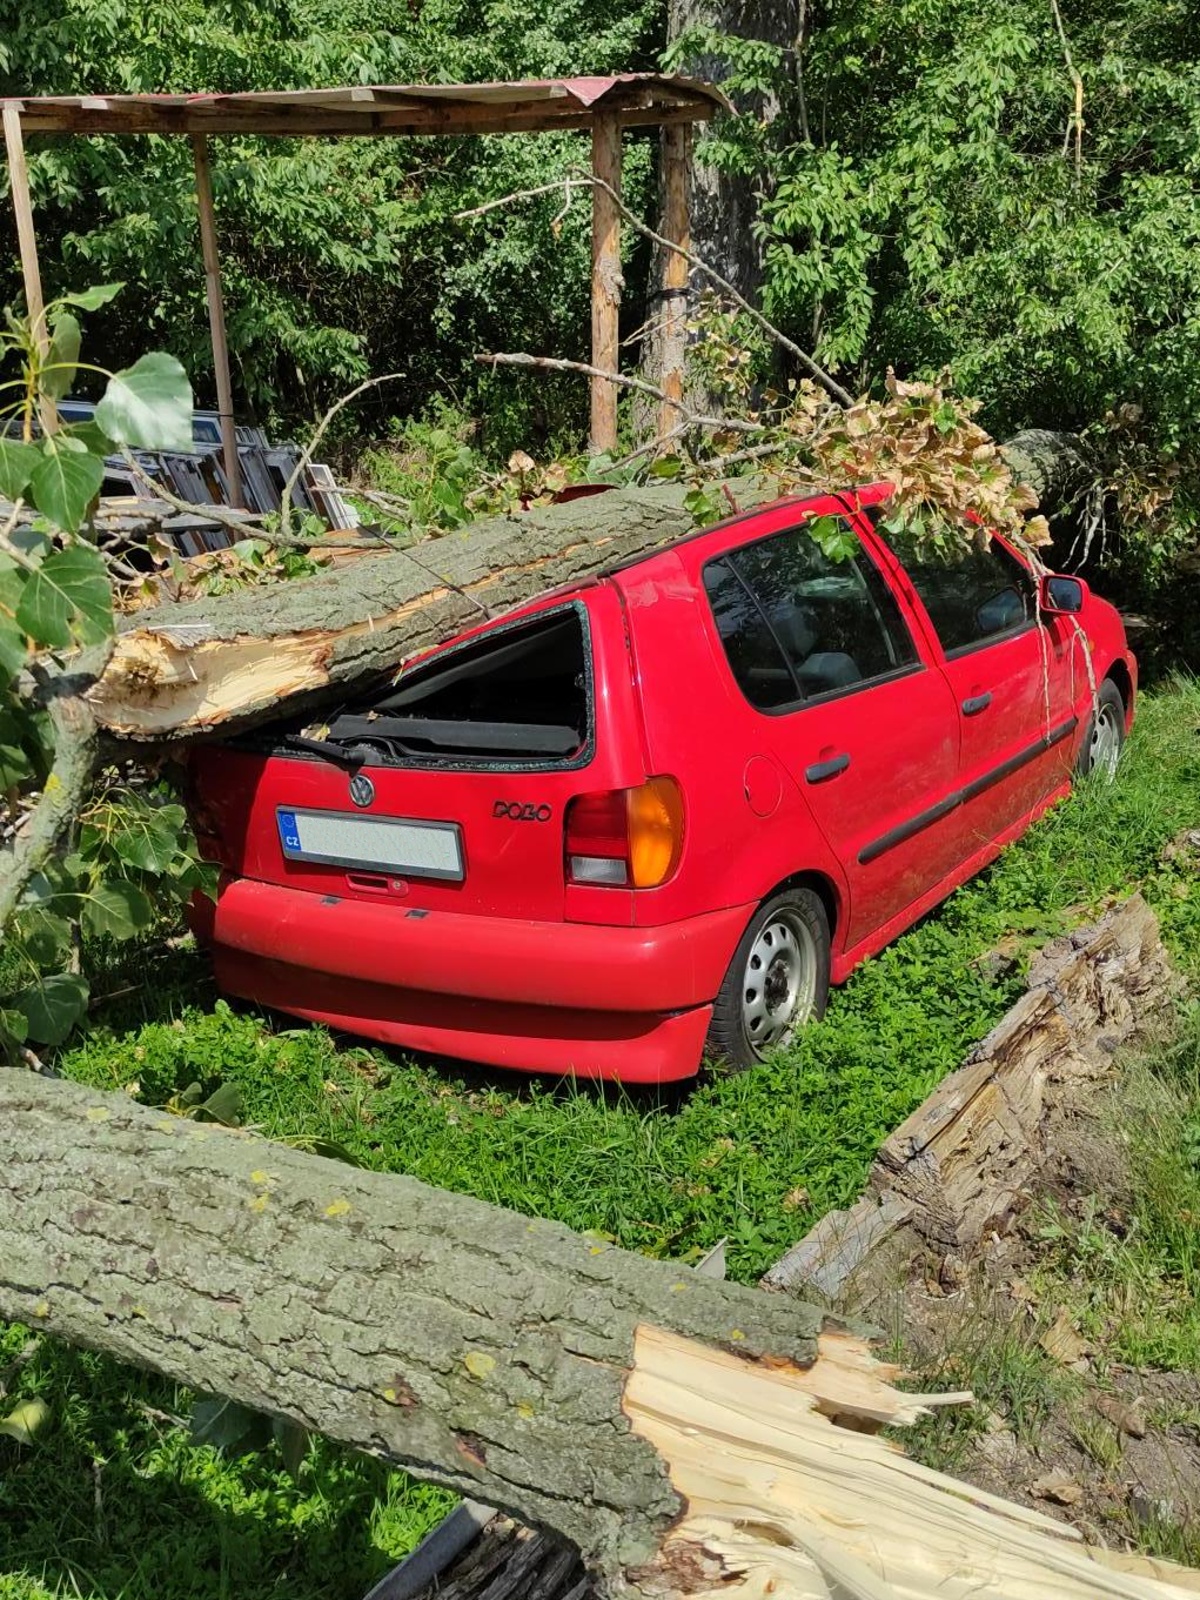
303,605 -> 591,768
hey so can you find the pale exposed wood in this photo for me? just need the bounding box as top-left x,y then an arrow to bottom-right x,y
766,896 -> 1174,1301
191,135 -> 243,508
2,102 -> 56,435
870,893 -> 1169,1250
87,478 -> 775,740
656,122 -> 692,442
625,1325 -> 1200,1599
589,114 -> 623,453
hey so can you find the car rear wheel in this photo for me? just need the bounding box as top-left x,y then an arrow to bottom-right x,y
706,888 -> 830,1071
1076,678 -> 1126,781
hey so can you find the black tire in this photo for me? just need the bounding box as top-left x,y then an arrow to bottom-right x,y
706,887 -> 831,1072
1075,677 -> 1126,780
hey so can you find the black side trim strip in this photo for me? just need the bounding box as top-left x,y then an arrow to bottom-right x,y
858,794 -> 961,866
857,716 -> 1079,866
959,715 -> 1077,805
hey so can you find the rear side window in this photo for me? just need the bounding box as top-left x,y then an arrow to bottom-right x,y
901,538 -> 1034,655
322,607 -> 590,766
703,517 -> 917,710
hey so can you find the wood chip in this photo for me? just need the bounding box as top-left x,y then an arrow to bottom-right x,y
1039,1307 -> 1088,1364
1031,1473 -> 1084,1506
1094,1392 -> 1147,1439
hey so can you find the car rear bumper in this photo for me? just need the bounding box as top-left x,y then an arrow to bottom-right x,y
194,877 -> 752,1081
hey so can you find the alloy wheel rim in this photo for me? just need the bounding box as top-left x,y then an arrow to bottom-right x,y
1089,703 -> 1122,780
741,913 -> 818,1056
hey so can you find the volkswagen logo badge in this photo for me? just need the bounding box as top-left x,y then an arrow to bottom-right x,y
348,771 -> 375,809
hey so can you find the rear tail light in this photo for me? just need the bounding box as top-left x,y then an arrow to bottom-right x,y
565,777 -> 684,889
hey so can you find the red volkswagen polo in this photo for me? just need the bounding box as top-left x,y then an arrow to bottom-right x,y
187,484 -> 1135,1082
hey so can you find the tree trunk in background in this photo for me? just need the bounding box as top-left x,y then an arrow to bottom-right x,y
666,0 -> 801,304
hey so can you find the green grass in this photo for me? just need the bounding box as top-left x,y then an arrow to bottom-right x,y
2,679 -> 1199,1597
1028,1014 -> 1200,1371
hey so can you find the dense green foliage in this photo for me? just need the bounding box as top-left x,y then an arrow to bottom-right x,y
0,0 -> 659,447
6,0 -> 1199,546
1,678 -> 1198,1597
680,0 -> 1200,567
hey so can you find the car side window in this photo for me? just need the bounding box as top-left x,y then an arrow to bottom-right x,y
901,538 -> 1034,656
703,517 -> 917,710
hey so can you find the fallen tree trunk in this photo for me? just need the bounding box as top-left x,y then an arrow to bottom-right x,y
88,480 -> 768,742
4,1072 -> 1200,1599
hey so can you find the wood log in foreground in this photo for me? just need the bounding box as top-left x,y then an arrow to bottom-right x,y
4,1074 -> 1200,1597
89,481 -> 768,741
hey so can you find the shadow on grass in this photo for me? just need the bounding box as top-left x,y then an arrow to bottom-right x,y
0,1338 -> 449,1600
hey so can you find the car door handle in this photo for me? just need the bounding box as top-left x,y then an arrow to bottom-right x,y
805,753 -> 851,783
961,692 -> 993,716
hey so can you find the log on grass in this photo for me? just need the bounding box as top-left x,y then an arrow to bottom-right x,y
89,481 -> 767,742
5,1074 -> 1200,1598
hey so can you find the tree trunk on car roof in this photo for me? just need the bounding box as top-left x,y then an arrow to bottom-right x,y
87,479 -> 774,743
5,1071 -> 1197,1599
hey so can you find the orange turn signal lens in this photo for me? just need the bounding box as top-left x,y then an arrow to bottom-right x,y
627,776 -> 684,889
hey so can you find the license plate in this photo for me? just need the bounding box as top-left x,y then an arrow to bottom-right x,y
276,808 -> 464,881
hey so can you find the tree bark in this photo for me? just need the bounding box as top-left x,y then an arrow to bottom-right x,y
86,480 -> 771,742
666,0 -> 801,305
0,1070 -> 828,1585
5,1074 -> 1199,1597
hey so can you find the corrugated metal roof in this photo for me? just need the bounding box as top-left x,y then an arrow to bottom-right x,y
4,75 -> 729,137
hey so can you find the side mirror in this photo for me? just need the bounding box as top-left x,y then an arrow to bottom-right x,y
1039,574 -> 1087,616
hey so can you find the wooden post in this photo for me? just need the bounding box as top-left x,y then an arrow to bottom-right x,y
3,101 -> 56,436
191,134 -> 243,508
589,114 -> 622,455
655,123 -> 692,444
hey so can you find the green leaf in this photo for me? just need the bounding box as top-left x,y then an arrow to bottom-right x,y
13,907 -> 73,968
807,514 -> 860,563
0,618 -> 26,683
81,879 -> 155,940
43,311 -> 81,401
0,1397 -> 51,1446
190,1397 -> 270,1455
0,1007 -> 28,1045
95,352 -> 193,452
109,808 -> 181,874
15,541 -> 112,649
14,973 -> 89,1045
65,420 -> 115,456
0,439 -> 41,500
196,1081 -> 242,1127
58,283 -> 124,312
27,445 -> 104,534
283,1134 -> 362,1166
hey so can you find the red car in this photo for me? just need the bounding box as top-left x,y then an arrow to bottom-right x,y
188,483 -> 1135,1083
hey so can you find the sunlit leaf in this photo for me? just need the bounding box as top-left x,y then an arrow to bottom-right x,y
0,1397 -> 51,1446
15,540 -> 111,649
94,352 -> 193,452
58,283 -> 124,312
27,444 -> 103,534
0,439 -> 41,501
43,311 -> 81,401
